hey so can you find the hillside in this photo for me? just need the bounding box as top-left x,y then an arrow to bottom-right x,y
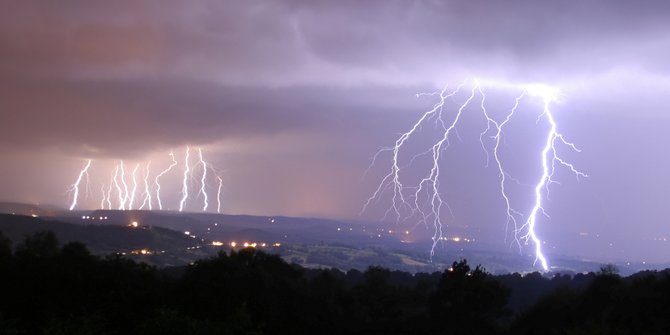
0,214 -> 213,266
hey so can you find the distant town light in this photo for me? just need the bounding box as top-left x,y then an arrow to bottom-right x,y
130,248 -> 152,255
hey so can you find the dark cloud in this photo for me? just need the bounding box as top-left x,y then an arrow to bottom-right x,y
0,74 -> 423,157
3,1 -> 669,84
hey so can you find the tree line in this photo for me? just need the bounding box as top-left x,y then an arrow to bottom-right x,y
1,230 -> 669,334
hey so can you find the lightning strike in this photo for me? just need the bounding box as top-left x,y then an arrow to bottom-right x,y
364,79 -> 585,270
64,146 -> 223,213
155,151 -> 178,210
520,94 -> 587,270
119,161 -> 130,209
139,161 -> 153,210
112,163 -> 125,210
100,183 -> 107,210
418,83 -> 478,256
105,172 -> 113,209
491,91 -> 526,248
178,147 -> 191,212
216,174 -> 223,214
197,148 -> 209,212
67,159 -> 92,210
362,82 -> 466,222
127,163 -> 140,210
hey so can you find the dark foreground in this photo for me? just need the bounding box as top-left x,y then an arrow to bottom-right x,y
1,231 -> 670,335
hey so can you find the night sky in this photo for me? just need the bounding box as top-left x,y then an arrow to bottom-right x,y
1,1 -> 669,263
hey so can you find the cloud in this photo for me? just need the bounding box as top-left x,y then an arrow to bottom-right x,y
2,0 -> 668,162
3,1 -> 669,85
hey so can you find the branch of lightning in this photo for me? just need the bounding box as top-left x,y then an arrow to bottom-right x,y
363,79 -> 586,270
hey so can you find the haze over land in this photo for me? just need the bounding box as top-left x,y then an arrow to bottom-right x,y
1,1 -> 670,266
0,203 -> 665,276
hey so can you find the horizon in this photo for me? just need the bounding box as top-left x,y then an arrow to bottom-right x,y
2,202 -> 669,273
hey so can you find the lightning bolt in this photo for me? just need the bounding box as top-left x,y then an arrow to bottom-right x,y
127,163 -> 140,210
364,79 -> 585,270
100,183 -> 107,210
216,174 -> 223,213
67,159 -> 92,211
363,81 -> 474,256
362,82 -> 466,223
490,90 -> 526,248
196,148 -> 209,212
112,163 -> 125,210
139,161 -> 153,210
65,146 -> 223,213
105,172 -> 113,209
155,151 -> 178,210
519,91 -> 587,270
178,146 -> 191,212
118,161 -> 130,210
422,83 -> 479,256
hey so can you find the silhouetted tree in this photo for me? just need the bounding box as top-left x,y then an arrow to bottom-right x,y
598,263 -> 620,276
511,286 -> 581,334
0,231 -> 11,263
177,248 -> 304,334
305,269 -> 349,334
430,260 -> 510,335
14,230 -> 59,259
138,309 -> 237,335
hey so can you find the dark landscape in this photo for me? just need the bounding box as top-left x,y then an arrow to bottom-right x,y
2,213 -> 670,334
0,202 -> 640,275
2,205 -> 670,334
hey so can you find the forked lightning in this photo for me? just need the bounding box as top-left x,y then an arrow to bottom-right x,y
364,79 -> 585,270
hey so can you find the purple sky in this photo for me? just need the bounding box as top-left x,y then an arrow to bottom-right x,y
1,1 -> 669,263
